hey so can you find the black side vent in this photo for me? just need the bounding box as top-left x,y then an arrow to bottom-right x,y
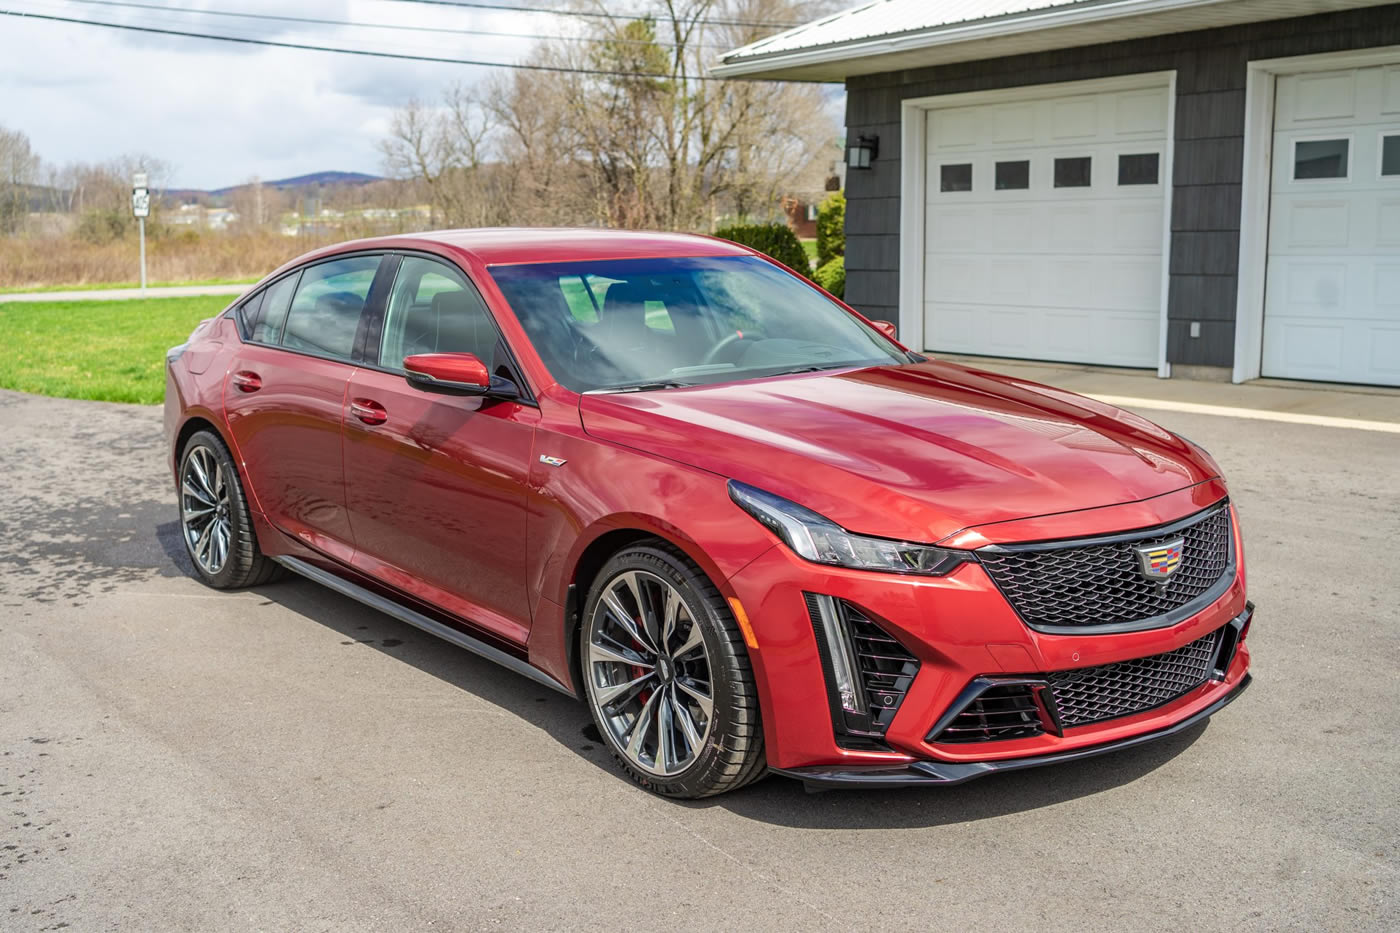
932,684 -> 1046,743
803,594 -> 920,747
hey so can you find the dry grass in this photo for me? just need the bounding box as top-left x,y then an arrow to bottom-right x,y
0,230 -> 346,290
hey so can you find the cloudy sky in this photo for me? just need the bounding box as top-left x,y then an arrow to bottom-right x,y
2,1 -> 751,190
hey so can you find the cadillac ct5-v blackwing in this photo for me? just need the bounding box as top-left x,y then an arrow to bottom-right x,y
165,229 -> 1252,798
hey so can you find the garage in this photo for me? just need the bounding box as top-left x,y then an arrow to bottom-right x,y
920,81 -> 1170,369
1261,63 -> 1400,386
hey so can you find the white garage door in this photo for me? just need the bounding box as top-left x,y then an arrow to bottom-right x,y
1262,64 -> 1400,386
922,84 -> 1169,367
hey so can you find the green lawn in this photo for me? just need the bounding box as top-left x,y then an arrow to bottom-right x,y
0,295 -> 233,404
0,276 -> 258,295
800,238 -> 818,263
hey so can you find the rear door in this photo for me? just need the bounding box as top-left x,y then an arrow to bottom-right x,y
224,253 -> 389,563
342,254 -> 538,645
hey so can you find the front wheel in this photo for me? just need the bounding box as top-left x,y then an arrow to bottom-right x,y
581,543 -> 766,798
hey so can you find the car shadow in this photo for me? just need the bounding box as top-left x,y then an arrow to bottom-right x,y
252,574 -> 1210,830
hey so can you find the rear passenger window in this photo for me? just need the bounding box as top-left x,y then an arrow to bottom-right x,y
281,256 -> 381,360
378,257 -> 499,370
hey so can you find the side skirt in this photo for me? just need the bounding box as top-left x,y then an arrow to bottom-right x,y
273,556 -> 575,698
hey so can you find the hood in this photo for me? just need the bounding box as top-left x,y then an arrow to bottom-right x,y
578,360 -> 1219,544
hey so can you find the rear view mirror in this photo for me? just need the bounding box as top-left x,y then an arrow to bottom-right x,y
403,352 -> 492,396
872,320 -> 898,340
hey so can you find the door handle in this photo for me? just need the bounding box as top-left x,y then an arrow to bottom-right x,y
231,370 -> 262,392
350,398 -> 388,425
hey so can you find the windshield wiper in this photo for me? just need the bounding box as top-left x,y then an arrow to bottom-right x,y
766,363 -> 854,377
585,380 -> 694,394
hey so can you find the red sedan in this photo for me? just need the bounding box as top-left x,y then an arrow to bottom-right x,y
165,229 -> 1252,798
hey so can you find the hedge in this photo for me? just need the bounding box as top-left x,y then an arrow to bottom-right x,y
815,190 -> 845,268
713,223 -> 812,278
813,255 -> 845,299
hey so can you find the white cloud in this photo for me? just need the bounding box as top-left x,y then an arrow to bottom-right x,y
0,0 -> 542,188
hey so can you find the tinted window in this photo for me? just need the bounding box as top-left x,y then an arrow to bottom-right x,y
236,291 -> 264,338
490,255 -> 908,394
1054,157 -> 1091,187
281,256 -> 380,359
1294,139 -> 1348,179
379,257 -> 498,370
1118,153 -> 1160,185
249,274 -> 298,344
1382,135 -> 1400,177
995,160 -> 1029,190
940,163 -> 972,192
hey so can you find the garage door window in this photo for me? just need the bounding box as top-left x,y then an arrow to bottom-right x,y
1053,157 -> 1091,187
940,163 -> 972,192
1118,153 -> 1160,186
995,160 -> 1029,190
1293,138 -> 1349,179
1382,135 -> 1400,177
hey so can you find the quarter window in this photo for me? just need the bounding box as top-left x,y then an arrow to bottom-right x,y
248,273 -> 298,344
1293,138 -> 1348,179
1054,157 -> 1091,188
281,256 -> 381,360
995,160 -> 1029,190
940,163 -> 973,192
1118,153 -> 1160,186
378,256 -> 498,370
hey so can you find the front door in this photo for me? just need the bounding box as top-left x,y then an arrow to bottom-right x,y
342,255 -> 537,645
223,254 -> 385,563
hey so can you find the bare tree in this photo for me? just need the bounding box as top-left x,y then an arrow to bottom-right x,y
0,126 -> 41,234
380,0 -> 839,232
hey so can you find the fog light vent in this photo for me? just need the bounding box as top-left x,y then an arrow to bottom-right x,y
803,594 -> 919,746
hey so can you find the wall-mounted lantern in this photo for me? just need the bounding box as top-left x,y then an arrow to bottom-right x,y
846,135 -> 878,169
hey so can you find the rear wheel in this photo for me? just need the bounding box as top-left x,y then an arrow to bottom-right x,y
178,430 -> 282,589
581,542 -> 766,798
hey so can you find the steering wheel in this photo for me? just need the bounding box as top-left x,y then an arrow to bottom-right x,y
701,331 -> 755,366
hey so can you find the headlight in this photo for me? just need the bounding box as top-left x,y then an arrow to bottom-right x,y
728,481 -> 967,575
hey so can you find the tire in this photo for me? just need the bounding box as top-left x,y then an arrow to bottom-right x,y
178,430 -> 283,589
580,541 -> 766,798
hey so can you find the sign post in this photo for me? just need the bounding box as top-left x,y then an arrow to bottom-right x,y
131,172 -> 150,292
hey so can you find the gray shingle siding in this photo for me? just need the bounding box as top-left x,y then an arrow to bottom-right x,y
841,4 -> 1400,368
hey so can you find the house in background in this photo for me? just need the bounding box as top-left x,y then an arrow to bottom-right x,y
715,1 -> 1400,386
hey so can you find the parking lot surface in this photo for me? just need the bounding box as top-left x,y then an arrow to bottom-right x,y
1,387 -> 1396,931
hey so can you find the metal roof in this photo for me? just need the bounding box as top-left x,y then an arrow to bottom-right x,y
713,0 -> 1394,81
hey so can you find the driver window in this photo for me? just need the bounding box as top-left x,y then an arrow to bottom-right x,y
379,257 -> 498,371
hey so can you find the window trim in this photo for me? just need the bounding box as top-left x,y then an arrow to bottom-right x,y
360,250 -> 537,405
1290,134 -> 1352,183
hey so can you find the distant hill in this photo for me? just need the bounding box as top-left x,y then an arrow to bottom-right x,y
210,171 -> 383,196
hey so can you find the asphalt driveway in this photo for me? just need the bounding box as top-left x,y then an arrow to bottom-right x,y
1,387 -> 1396,931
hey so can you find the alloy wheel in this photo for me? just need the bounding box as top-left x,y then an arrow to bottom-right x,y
181,445 -> 232,576
586,570 -> 715,777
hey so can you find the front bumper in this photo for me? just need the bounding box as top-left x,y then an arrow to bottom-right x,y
773,671 -> 1251,788
726,490 -> 1253,778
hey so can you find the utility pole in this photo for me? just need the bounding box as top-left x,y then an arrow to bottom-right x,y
131,172 -> 150,291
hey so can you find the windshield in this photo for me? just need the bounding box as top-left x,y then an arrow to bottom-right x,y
488,255 -> 911,393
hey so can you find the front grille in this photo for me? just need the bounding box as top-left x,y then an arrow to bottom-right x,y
935,684 -> 1044,743
977,503 -> 1233,631
1046,628 -> 1222,728
844,604 -> 920,732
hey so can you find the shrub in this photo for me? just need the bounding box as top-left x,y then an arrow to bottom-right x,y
713,222 -> 812,278
813,255 -> 845,299
815,190 -> 845,267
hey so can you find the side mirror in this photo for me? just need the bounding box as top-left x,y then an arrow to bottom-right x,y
872,320 -> 898,340
403,352 -> 493,396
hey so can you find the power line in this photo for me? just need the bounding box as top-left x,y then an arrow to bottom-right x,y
372,0 -> 798,30
0,7 -> 762,80
59,0 -> 734,50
